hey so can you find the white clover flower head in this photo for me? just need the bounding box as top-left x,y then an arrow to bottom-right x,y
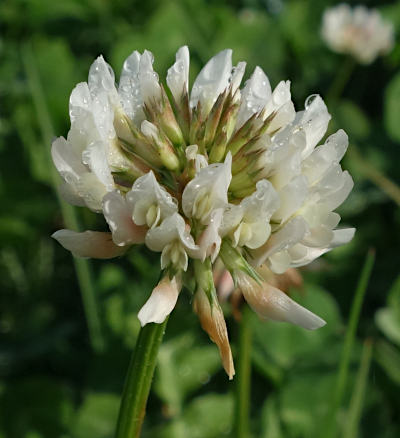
321,4 -> 395,64
52,46 -> 355,379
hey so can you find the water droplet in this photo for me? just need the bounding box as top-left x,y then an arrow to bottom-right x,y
305,94 -> 319,110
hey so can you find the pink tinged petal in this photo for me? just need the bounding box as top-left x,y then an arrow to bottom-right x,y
138,276 -> 181,326
118,50 -> 144,124
236,66 -> 272,129
190,49 -> 233,114
237,273 -> 326,330
250,216 -> 309,267
193,289 -> 235,380
103,191 -> 147,246
167,45 -> 190,103
216,269 -> 235,301
52,230 -> 126,259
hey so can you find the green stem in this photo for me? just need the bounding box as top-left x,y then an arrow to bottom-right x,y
327,250 -> 375,438
343,339 -> 373,438
326,56 -> 356,103
115,319 -> 168,438
234,305 -> 252,438
21,43 -> 105,352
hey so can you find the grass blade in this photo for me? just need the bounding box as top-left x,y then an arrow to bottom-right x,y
343,339 -> 373,438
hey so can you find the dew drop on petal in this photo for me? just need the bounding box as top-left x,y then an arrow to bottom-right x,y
305,93 -> 319,110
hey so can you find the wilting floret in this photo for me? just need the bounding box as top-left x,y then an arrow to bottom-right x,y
52,47 -> 355,379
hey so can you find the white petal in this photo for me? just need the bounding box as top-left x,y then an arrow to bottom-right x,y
76,173 -> 108,212
324,171 -> 354,211
190,49 -> 233,114
241,179 -> 279,223
118,50 -> 145,124
103,191 -> 147,246
250,216 -> 308,266
267,100 -> 295,133
88,56 -> 119,105
139,50 -> 162,103
81,141 -> 114,190
185,145 -> 209,173
197,208 -> 223,262
263,80 -> 292,119
145,213 -> 197,253
138,276 -> 181,326
52,229 -> 126,259
182,152 -> 232,224
271,175 -> 309,223
51,136 -> 87,185
230,61 -> 246,94
237,273 -> 326,330
127,171 -> 178,227
268,250 -> 292,274
69,82 -> 91,124
325,129 -> 348,162
167,45 -> 190,103
236,66 -> 271,129
58,181 -> 86,207
331,227 -> 356,246
299,95 -> 331,158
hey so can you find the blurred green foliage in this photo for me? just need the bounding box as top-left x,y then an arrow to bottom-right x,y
1,0 -> 400,437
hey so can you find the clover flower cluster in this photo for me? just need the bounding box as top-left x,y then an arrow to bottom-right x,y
322,4 -> 394,64
52,47 -> 355,378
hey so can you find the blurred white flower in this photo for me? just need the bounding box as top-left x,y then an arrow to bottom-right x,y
52,46 -> 355,378
322,4 -> 395,64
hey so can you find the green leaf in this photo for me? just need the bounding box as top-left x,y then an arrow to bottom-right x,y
279,372 -> 336,438
375,308 -> 400,347
251,284 -> 341,370
374,340 -> 400,386
71,392 -> 120,438
261,396 -> 283,438
154,333 -> 221,415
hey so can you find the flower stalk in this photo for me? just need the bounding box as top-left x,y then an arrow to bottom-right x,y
115,318 -> 168,438
234,304 -> 253,438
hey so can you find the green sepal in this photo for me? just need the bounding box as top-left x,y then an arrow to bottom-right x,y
219,239 -> 262,285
